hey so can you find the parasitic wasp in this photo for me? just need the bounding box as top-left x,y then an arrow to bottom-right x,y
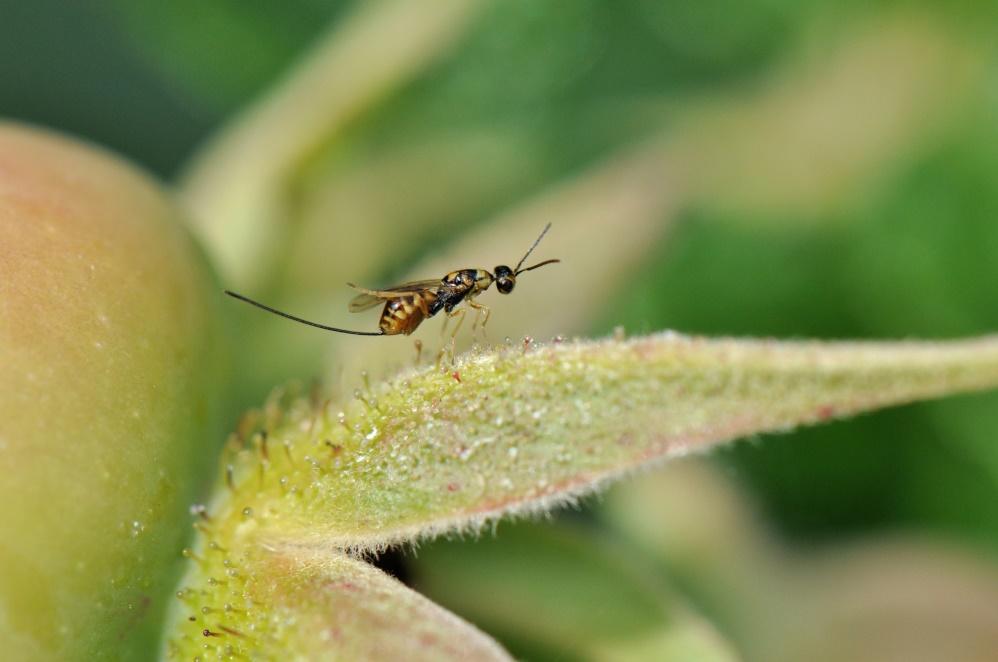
224,224 -> 560,337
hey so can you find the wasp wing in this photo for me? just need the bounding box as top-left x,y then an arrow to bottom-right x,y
347,295 -> 387,313
347,279 -> 442,313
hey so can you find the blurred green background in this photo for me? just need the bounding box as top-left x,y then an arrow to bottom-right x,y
8,1 -> 998,659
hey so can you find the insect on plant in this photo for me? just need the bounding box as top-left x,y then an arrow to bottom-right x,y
224,224 -> 560,338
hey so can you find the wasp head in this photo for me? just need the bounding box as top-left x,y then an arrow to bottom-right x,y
493,265 -> 516,294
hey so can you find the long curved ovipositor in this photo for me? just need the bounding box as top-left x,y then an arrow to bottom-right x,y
223,290 -> 384,336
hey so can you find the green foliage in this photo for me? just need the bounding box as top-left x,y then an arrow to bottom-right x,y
108,0 -> 351,112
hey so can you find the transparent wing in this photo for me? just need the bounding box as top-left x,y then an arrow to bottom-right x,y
347,279 -> 441,313
347,294 -> 386,313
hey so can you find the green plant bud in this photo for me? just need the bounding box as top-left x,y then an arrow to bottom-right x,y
0,122 -> 227,660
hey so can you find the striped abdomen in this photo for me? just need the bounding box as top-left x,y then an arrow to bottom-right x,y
378,291 -> 438,335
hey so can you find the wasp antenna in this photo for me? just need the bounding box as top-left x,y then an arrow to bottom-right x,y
515,258 -> 560,276
224,290 -> 384,336
514,223 -> 553,273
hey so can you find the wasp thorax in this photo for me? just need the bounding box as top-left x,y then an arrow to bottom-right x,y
494,265 -> 516,294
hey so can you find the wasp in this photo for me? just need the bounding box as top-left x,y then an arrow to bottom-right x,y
224,224 -> 559,337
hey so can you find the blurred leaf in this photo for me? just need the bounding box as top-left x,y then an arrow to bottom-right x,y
602,461 -> 792,645
677,10 -> 983,220
167,547 -> 509,660
410,0 -> 603,118
901,395 -> 998,550
0,0 -> 218,176
284,128 -> 547,294
843,131 -> 998,337
180,0 -> 487,290
606,463 -> 998,662
413,522 -> 739,661
598,216 -> 856,338
766,541 -> 998,662
107,0 -> 348,111
635,0 -> 805,69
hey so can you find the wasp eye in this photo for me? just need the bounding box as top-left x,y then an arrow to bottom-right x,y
497,278 -> 515,294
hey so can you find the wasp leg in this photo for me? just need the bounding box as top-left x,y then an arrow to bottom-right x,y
436,308 -> 466,365
413,339 -> 423,366
449,308 -> 466,362
448,308 -> 467,339
468,300 -> 491,339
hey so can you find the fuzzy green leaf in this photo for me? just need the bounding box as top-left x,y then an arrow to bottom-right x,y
205,332 -> 998,552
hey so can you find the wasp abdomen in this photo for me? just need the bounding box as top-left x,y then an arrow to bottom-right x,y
379,292 -> 438,336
